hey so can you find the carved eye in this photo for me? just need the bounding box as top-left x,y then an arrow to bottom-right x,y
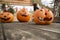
40,10 -> 42,11
45,13 -> 47,15
1,14 -> 3,15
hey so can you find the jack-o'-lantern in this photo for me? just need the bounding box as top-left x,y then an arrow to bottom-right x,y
0,12 -> 14,23
34,8 -> 54,25
17,8 -> 31,22
0,13 -> 1,22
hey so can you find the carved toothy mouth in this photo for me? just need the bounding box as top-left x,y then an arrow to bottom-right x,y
38,17 -> 44,21
38,17 -> 52,21
21,14 -> 28,17
44,17 -> 52,21
1,18 -> 10,21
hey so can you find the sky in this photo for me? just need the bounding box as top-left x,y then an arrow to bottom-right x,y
41,0 -> 54,8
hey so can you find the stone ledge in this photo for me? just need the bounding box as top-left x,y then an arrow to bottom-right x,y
0,24 -> 4,40
1,22 -> 60,40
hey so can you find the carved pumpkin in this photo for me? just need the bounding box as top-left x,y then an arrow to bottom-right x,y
0,13 -> 1,22
17,8 -> 31,22
0,12 -> 14,23
34,8 -> 54,25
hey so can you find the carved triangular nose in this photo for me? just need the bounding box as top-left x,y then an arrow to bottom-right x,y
4,16 -> 6,17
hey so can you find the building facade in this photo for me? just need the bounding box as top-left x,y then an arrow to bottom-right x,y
0,0 -> 33,6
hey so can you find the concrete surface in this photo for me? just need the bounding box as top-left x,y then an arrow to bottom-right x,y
0,22 -> 60,40
0,24 -> 3,40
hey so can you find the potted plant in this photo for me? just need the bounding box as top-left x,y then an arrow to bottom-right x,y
1,3 -> 15,14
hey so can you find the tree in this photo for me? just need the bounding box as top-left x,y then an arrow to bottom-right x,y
32,0 -> 53,10
32,0 -> 43,7
58,6 -> 60,16
53,0 -> 60,17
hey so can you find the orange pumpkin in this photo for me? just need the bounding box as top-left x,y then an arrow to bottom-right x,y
0,12 -> 14,23
17,8 -> 31,22
0,13 -> 1,22
34,8 -> 54,25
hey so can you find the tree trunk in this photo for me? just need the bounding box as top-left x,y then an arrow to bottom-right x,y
54,0 -> 60,17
